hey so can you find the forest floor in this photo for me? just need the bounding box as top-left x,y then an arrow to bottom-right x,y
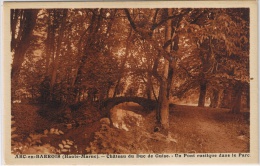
11,103 -> 249,154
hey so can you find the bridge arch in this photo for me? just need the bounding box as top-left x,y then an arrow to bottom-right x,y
100,97 -> 157,114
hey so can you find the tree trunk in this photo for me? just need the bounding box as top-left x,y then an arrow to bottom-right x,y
49,10 -> 68,101
159,77 -> 169,130
210,89 -> 219,108
166,66 -> 174,98
156,84 -> 163,123
146,73 -> 152,100
231,82 -> 243,113
166,35 -> 178,98
11,9 -> 39,79
157,9 -> 172,131
220,88 -> 232,108
44,11 -> 54,76
113,79 -> 121,98
198,79 -> 207,107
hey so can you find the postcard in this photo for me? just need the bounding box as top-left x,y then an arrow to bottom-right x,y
2,1 -> 258,165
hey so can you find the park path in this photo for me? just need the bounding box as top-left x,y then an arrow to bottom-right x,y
195,115 -> 248,153
169,105 -> 249,153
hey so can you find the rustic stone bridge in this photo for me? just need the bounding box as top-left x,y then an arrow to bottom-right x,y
100,97 -> 158,113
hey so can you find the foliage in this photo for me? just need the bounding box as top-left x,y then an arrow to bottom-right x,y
11,113 -> 57,154
172,8 -> 249,108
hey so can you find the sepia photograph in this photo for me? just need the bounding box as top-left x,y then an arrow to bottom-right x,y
3,1 -> 258,165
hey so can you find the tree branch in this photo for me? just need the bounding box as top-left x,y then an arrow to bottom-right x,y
151,15 -> 176,31
179,64 -> 195,78
124,9 -> 137,31
124,9 -> 178,68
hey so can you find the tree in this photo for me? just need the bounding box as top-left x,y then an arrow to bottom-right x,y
157,8 -> 172,131
48,10 -> 68,102
123,8 -> 194,130
11,9 -> 39,79
173,8 -> 249,111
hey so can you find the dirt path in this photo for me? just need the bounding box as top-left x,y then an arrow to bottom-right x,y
170,105 -> 249,153
195,113 -> 248,153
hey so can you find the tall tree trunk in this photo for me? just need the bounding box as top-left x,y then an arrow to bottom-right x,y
157,9 -> 172,131
44,11 -> 54,76
49,10 -> 68,101
198,77 -> 207,107
166,35 -> 178,98
11,10 -> 19,51
231,82 -> 243,113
